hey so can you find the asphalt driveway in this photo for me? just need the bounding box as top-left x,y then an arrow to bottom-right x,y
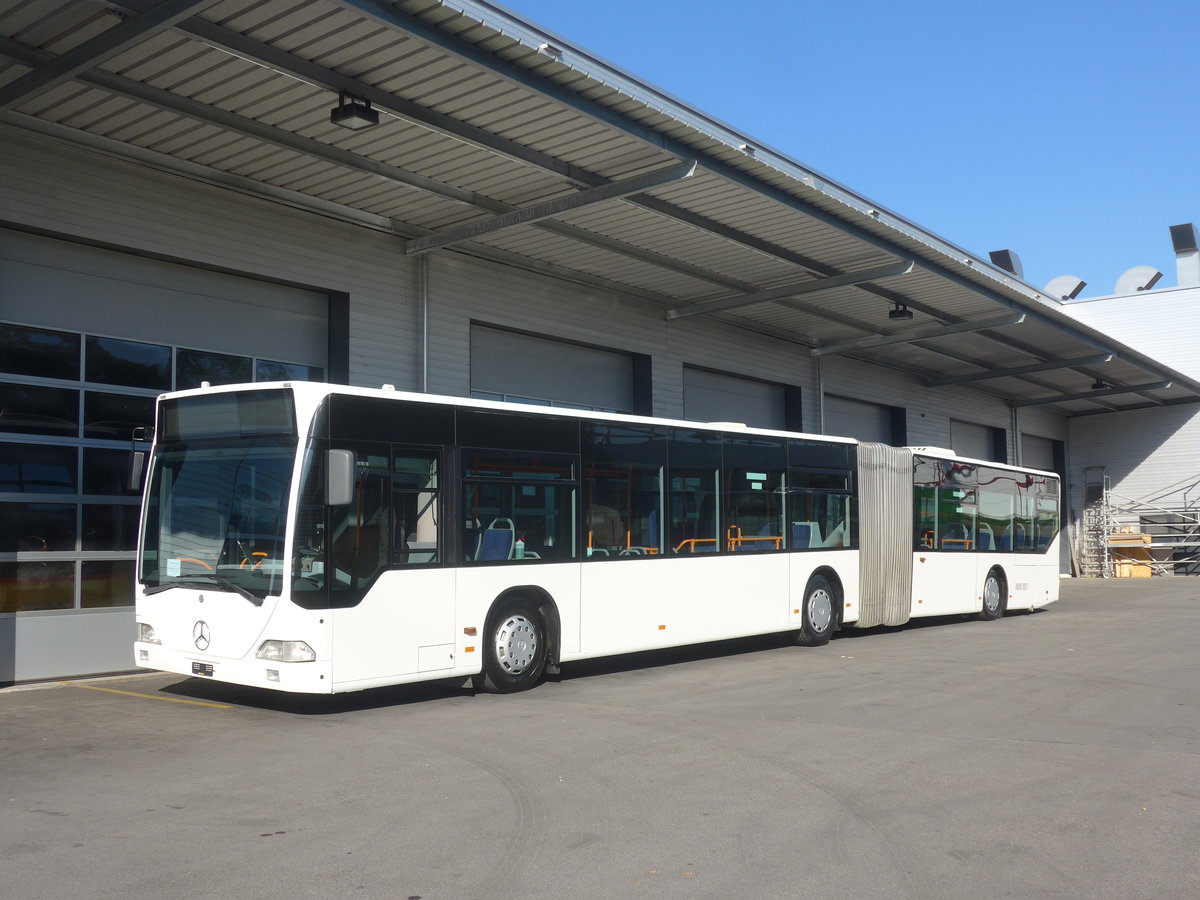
3,578 -> 1198,899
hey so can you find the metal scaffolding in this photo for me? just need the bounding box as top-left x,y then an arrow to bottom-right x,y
1081,478 -> 1200,576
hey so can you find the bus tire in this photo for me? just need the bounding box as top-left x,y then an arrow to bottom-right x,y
795,575 -> 835,647
474,598 -> 547,693
979,568 -> 1006,621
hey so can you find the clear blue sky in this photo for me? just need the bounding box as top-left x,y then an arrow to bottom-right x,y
504,0 -> 1199,298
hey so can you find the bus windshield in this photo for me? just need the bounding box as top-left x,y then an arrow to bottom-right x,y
140,438 -> 296,600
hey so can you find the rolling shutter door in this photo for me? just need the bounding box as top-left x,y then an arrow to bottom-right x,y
2,231 -> 328,368
1021,434 -> 1056,471
470,326 -> 635,412
824,396 -> 892,443
684,368 -> 786,429
950,420 -> 994,461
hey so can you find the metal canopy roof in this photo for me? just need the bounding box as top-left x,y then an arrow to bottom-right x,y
2,0 -> 1196,416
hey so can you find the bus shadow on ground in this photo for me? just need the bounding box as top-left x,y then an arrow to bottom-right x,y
157,609 -> 1043,713
158,674 -> 473,714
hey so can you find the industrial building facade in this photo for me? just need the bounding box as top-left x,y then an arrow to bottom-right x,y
2,0 -> 1196,682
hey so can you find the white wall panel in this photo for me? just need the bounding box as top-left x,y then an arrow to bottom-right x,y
1066,288 -> 1200,381
1068,405 -> 1200,513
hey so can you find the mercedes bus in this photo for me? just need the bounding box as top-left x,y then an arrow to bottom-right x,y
132,382 -> 1060,694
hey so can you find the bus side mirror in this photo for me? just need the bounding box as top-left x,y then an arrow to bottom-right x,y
326,449 -> 356,506
126,450 -> 147,493
126,426 -> 152,493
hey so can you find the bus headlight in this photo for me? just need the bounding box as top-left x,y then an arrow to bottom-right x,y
255,640 -> 316,662
136,623 -> 161,644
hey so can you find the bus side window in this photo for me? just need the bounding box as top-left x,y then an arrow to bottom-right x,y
789,468 -> 852,550
461,448 -> 577,563
329,446 -> 391,591
393,450 -> 440,565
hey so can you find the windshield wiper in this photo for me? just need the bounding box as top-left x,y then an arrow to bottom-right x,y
145,575 -> 263,606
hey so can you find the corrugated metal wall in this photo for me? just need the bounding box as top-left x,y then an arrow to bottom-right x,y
0,129 -> 1062,453
1068,406 -> 1200,512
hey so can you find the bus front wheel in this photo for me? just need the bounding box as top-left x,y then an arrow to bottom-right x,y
795,575 -> 835,647
474,599 -> 547,693
979,569 -> 1006,621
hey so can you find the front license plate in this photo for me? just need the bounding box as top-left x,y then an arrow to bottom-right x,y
192,662 -> 214,677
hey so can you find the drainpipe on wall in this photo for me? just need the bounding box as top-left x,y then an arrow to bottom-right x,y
1011,407 -> 1022,466
815,356 -> 825,434
420,252 -> 430,393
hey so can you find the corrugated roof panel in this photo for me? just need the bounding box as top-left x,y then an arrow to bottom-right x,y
93,105 -> 187,142
0,0 -> 73,37
133,118 -> 214,153
234,82 -> 326,127
220,0 -> 342,40
556,206 -> 796,288
102,29 -> 195,80
17,80 -> 106,120
170,130 -> 275,166
21,2 -> 111,53
0,57 -> 30,89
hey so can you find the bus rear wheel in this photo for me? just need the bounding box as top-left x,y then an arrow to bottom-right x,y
979,569 -> 1006,621
474,599 -> 547,693
795,575 -> 835,647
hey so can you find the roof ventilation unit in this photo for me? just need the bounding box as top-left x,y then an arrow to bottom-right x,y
988,249 -> 1024,279
1170,223 -> 1200,287
1114,265 -> 1163,295
1044,275 -> 1086,301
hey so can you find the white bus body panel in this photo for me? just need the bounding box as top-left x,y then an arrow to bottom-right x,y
135,588 -> 334,692
330,568 -> 458,688
911,552 -> 981,617
579,555 -> 790,656
911,539 -> 1061,619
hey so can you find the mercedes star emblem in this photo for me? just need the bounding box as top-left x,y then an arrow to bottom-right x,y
193,620 -> 211,651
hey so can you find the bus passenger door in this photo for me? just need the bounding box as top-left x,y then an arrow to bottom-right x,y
326,446 -> 457,686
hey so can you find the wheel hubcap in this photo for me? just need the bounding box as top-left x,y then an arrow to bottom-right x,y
808,588 -> 832,633
495,614 -> 538,675
984,577 -> 1001,613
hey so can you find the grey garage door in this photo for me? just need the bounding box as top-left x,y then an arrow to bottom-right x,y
1,230 -> 328,681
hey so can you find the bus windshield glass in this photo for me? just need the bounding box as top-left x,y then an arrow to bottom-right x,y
140,391 -> 297,600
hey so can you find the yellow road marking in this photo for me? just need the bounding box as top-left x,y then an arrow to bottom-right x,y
60,682 -> 232,709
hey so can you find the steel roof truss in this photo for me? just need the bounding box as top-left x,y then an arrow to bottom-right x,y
405,160 -> 697,255
0,0 -> 224,111
101,0 -> 1200,387
90,2 -> 997,331
107,0 -> 602,186
926,353 -> 1116,386
1011,382 -> 1174,408
664,260 -> 914,320
811,314 -> 1026,358
0,38 -> 749,293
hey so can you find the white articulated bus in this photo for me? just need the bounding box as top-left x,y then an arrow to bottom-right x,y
132,383 -> 1060,694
